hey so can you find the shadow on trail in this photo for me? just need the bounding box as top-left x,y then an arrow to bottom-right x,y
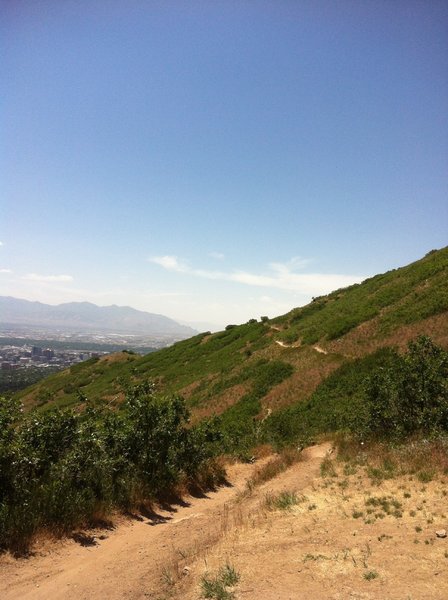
187,475 -> 233,499
71,532 -> 98,547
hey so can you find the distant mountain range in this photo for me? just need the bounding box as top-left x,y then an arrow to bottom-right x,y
0,296 -> 197,339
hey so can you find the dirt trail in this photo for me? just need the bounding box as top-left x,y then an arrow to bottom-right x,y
177,443 -> 448,600
313,344 -> 328,355
0,445 -> 330,600
274,340 -> 329,355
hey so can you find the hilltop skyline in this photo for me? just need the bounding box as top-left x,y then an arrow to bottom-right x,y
2,1 -> 447,328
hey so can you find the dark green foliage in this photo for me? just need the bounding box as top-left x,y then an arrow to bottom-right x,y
265,337 -> 448,446
18,321 -> 271,412
0,384 -> 222,554
264,348 -> 398,446
14,248 -> 448,414
218,360 -> 294,452
0,365 -> 62,394
363,336 -> 448,438
15,351 -> 139,411
277,330 -> 299,344
131,323 -> 271,398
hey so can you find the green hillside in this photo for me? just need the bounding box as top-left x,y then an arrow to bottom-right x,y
271,247 -> 448,343
2,247 -> 448,554
15,247 -> 448,418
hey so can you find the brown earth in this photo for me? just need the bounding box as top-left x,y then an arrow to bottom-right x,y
1,443 -> 448,600
177,451 -> 448,600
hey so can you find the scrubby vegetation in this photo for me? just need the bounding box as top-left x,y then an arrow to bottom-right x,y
6,334 -> 446,554
16,321 -> 275,411
0,383 -> 223,554
264,336 -> 448,446
271,246 -> 448,343
264,490 -> 304,511
336,434 -> 448,482
14,247 -> 448,416
0,364 -> 62,393
1,248 -> 448,556
218,359 -> 294,454
201,563 -> 240,599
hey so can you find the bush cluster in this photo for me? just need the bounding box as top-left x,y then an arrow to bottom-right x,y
0,382 -> 221,554
364,336 -> 448,438
264,337 -> 448,446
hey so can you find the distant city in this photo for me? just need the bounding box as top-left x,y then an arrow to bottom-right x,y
0,297 -> 200,393
0,330 -> 116,394
1,341 -> 105,372
0,327 -> 175,394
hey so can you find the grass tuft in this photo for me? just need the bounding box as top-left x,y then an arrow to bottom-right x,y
364,570 -> 379,581
243,447 -> 302,496
265,490 -> 304,511
201,563 -> 240,599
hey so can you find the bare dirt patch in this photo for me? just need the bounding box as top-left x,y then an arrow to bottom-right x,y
0,453 -> 297,600
176,449 -> 448,600
0,445 -> 328,600
3,444 -> 447,600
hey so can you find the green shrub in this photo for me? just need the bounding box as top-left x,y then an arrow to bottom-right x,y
218,360 -> 294,452
277,247 -> 448,344
264,347 -> 397,446
0,384 -> 222,554
363,336 -> 448,439
201,563 -> 240,599
265,336 -> 448,447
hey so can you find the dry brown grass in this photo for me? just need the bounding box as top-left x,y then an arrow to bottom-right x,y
175,440 -> 448,600
326,312 -> 448,358
191,383 -> 252,422
241,447 -> 303,498
261,353 -> 341,411
336,435 -> 448,482
155,449 -> 309,594
100,352 -> 136,364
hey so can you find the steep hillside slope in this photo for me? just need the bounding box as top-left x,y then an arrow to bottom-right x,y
271,246 -> 448,351
15,247 -> 448,415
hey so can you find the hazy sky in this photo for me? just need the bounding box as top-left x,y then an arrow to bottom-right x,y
1,1 -> 447,329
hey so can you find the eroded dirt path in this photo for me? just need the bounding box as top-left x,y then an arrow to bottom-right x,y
0,460 -> 263,600
0,445 -> 331,600
176,444 -> 448,600
0,447 -> 330,600
313,344 -> 328,354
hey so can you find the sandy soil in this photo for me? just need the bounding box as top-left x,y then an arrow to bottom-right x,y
0,457 -> 272,600
2,443 -> 447,600
0,445 -> 327,600
176,449 -> 448,600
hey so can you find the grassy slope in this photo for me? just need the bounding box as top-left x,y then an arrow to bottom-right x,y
16,247 -> 448,415
271,246 -> 448,343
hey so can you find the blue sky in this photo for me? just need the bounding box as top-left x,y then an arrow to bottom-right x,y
1,1 -> 447,329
